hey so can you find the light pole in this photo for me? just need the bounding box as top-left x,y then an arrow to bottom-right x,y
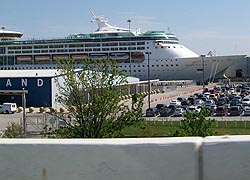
1,27 -> 5,65
146,52 -> 152,109
200,54 -> 206,89
127,19 -> 132,76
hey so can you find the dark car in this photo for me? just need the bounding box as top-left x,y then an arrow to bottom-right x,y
155,104 -> 168,112
159,107 -> 174,117
214,106 -> 228,116
229,106 -> 243,116
146,108 -> 158,117
187,96 -> 196,105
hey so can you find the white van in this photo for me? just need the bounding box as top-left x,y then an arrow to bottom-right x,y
0,103 -> 17,114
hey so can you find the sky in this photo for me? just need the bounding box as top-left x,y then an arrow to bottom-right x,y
1,0 -> 250,55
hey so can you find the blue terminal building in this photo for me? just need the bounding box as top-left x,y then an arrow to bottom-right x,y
0,70 -> 57,107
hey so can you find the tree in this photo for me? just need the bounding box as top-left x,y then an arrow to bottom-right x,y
3,122 -> 23,138
174,109 -> 216,137
49,58 -> 145,138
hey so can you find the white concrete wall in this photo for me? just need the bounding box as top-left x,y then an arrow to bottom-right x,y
1,136 -> 250,180
202,135 -> 250,180
0,138 -> 202,180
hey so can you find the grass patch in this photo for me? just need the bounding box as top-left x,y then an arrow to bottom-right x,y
122,120 -> 250,137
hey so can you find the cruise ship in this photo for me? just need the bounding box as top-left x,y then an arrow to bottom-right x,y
0,13 -> 246,82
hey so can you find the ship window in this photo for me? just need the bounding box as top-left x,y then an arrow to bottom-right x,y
102,48 -> 110,51
8,46 -> 20,50
22,46 -> 32,49
49,45 -> 63,48
41,50 -> 48,53
86,43 -> 100,47
57,49 -> 67,52
93,48 -> 101,51
128,47 -> 136,50
69,44 -> 84,48
111,48 -> 118,51
119,42 -> 129,46
103,43 -> 118,46
176,64 -> 178,66
85,48 -> 92,52
49,50 -> 56,53
171,64 -> 173,66
152,65 -> 154,67
69,49 -> 76,52
137,47 -> 145,50
34,45 -> 48,49
137,42 -> 145,45
119,47 -> 127,50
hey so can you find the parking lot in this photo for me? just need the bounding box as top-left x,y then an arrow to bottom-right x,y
144,82 -> 250,121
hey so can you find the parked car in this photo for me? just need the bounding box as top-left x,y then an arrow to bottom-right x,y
169,100 -> 181,107
186,105 -> 201,114
243,107 -> 250,116
229,106 -> 243,116
146,108 -> 158,117
242,98 -> 250,106
159,107 -> 174,117
214,106 -> 228,116
173,108 -> 186,117
155,103 -> 168,112
177,97 -> 186,103
187,96 -> 196,105
194,99 -> 204,106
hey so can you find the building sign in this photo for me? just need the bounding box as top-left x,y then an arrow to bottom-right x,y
0,77 -> 52,107
5,78 -> 44,87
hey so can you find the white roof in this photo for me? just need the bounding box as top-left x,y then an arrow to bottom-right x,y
0,70 -> 59,78
0,69 -> 140,83
0,29 -> 22,35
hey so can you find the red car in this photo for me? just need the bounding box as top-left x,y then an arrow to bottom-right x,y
214,106 -> 228,116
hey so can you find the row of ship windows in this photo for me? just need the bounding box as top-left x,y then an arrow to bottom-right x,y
120,64 -> 179,68
7,46 -> 147,54
0,64 -> 179,70
8,42 -> 147,50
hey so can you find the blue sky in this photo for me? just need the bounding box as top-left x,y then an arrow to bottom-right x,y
1,0 -> 250,55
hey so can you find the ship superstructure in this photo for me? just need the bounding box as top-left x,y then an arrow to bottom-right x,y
0,13 -> 245,81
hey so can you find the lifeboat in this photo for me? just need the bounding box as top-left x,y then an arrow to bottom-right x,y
52,55 -> 69,63
34,55 -> 50,64
131,52 -> 145,61
109,52 -> 129,60
35,55 -> 50,61
16,56 -> 32,64
90,53 -> 107,60
53,54 -> 69,60
71,54 -> 88,60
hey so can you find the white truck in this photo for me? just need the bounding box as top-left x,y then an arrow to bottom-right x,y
0,103 -> 17,114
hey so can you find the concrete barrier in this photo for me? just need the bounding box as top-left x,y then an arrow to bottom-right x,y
0,138 -> 202,180
1,136 -> 250,180
202,135 -> 250,180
